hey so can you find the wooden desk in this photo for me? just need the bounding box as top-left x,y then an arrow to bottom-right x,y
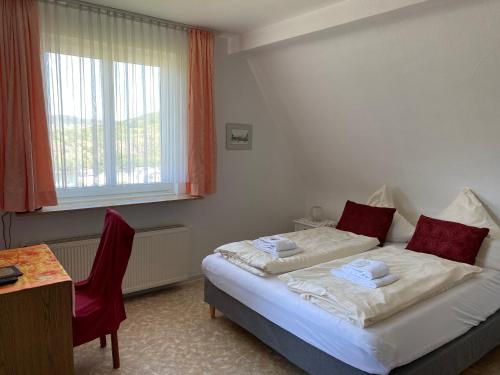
0,245 -> 74,375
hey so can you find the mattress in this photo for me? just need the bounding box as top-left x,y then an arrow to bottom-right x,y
202,252 -> 500,375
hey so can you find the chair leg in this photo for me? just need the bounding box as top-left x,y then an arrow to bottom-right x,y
100,335 -> 106,348
209,305 -> 215,319
111,331 -> 120,369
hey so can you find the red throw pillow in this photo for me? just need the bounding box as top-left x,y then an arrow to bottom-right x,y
406,215 -> 489,264
336,200 -> 396,245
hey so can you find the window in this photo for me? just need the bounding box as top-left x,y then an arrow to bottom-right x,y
39,1 -> 188,203
44,53 -> 165,197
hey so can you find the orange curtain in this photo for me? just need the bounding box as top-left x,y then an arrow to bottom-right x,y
0,0 -> 57,212
186,29 -> 216,196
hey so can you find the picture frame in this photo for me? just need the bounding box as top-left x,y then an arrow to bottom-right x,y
226,123 -> 253,150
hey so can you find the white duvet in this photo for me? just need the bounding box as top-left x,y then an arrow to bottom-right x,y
279,246 -> 482,327
214,227 -> 379,276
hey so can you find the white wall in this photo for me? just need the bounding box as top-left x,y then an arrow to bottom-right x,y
246,0 -> 500,224
5,38 -> 306,276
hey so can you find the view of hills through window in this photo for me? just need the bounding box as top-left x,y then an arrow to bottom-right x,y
43,53 -> 163,190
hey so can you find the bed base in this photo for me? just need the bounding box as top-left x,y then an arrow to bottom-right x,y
204,277 -> 500,375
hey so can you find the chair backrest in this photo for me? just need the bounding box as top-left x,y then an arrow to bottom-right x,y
86,208 -> 135,297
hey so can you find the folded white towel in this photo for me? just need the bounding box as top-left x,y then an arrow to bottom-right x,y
259,235 -> 286,243
253,240 -> 303,258
257,236 -> 297,252
331,268 -> 399,289
253,239 -> 276,252
341,259 -> 389,280
262,248 -> 303,258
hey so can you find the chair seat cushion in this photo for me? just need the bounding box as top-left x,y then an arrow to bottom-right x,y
73,291 -> 127,347
74,289 -> 105,317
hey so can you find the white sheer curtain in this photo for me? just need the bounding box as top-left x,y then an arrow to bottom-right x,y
38,0 -> 188,197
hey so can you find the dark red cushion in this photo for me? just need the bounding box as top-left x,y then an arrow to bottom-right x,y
336,200 -> 396,245
406,215 -> 489,264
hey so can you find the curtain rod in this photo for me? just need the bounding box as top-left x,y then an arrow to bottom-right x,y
40,0 -> 216,33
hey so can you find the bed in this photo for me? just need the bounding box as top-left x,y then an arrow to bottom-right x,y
202,247 -> 500,374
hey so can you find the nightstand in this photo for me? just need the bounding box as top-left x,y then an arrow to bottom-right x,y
293,217 -> 337,231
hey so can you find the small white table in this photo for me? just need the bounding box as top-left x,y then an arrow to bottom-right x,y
293,217 -> 337,231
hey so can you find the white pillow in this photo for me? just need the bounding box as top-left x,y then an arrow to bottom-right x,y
366,185 -> 415,243
437,187 -> 500,239
475,237 -> 500,271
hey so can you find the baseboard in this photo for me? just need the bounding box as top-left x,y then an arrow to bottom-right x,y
124,273 -> 204,298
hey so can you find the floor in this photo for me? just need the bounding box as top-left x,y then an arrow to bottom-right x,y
74,279 -> 500,375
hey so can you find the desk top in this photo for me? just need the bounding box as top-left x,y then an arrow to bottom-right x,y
0,244 -> 71,294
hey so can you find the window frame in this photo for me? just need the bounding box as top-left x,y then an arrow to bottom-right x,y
44,53 -> 176,201
56,182 -> 176,199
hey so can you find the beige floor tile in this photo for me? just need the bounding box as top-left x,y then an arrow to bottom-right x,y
74,279 -> 500,375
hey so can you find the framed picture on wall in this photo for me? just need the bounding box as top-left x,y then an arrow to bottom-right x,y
226,123 -> 253,150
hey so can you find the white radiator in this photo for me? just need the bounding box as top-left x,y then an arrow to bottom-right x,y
48,226 -> 190,294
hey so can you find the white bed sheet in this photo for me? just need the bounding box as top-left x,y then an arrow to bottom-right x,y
202,252 -> 500,374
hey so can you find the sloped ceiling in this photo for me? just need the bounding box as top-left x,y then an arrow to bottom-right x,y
246,0 -> 500,220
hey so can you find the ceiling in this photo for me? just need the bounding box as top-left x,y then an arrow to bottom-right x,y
88,0 -> 342,33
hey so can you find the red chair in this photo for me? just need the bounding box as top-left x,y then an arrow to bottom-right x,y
72,208 -> 135,369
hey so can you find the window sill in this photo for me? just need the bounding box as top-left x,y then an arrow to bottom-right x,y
21,193 -> 201,214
